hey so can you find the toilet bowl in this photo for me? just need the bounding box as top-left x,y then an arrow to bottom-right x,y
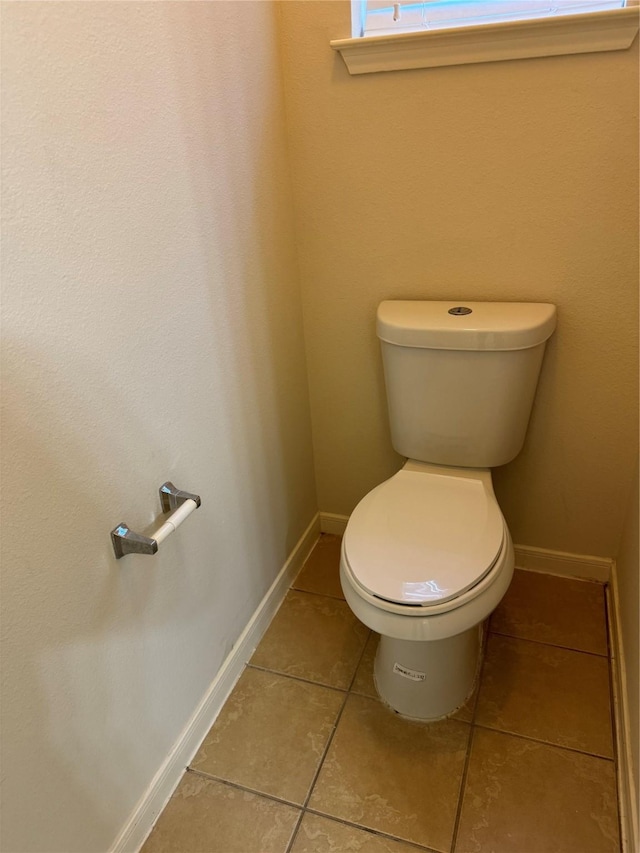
340,460 -> 514,719
340,300 -> 556,720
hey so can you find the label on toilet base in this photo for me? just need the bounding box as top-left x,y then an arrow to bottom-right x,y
393,662 -> 426,682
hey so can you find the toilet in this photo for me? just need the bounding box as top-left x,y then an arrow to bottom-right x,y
340,300 -> 557,720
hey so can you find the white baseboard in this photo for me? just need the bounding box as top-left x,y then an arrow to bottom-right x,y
319,512 -> 613,584
607,562 -> 639,853
110,513 -> 321,853
319,512 -> 349,536
513,544 -> 613,582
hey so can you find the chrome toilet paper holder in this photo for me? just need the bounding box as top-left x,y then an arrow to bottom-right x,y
110,482 -> 201,559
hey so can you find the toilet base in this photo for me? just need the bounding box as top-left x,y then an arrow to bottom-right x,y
373,625 -> 483,720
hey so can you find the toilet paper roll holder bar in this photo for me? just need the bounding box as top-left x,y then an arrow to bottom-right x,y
110,482 -> 201,559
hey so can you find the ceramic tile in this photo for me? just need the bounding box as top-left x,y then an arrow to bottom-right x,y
251,590 -> 369,689
490,570 -> 608,655
350,631 -> 378,699
291,813 -> 429,853
141,773 -> 299,853
450,686 -> 478,724
476,633 -> 613,757
309,693 -> 470,851
293,534 -> 344,599
191,667 -> 343,804
455,728 -> 619,853
351,633 -> 477,723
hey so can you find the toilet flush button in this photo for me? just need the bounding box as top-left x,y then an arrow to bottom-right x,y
448,306 -> 473,316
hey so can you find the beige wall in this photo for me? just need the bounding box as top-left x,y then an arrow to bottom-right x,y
1,3 -> 316,851
616,459 -> 639,831
1,2 -> 638,849
278,1 -> 639,558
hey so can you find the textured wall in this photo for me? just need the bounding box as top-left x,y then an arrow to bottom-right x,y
278,1 -> 639,558
0,3 -> 316,851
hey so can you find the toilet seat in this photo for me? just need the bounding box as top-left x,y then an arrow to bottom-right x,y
343,468 -> 504,607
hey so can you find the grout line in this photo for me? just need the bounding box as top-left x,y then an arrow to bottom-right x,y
192,546 -> 619,851
303,635 -> 370,790
449,724 -> 476,853
284,546 -> 367,853
285,630 -> 373,853
466,622 -> 490,726
284,693 -> 350,853
489,628 -> 609,658
188,550 -> 618,852
450,625 -> 490,853
349,686 -> 377,699
347,634 -> 375,699
472,722 -> 616,762
303,807 -> 443,852
285,810 -> 306,852
244,663 -> 348,694
345,630 -> 372,693
186,769 -> 302,811
289,584 -> 346,602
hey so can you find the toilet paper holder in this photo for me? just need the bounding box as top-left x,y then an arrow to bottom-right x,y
110,482 -> 201,559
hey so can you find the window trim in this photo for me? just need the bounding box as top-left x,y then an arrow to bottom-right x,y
330,5 -> 639,74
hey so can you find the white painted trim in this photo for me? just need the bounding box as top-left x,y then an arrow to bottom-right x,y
319,512 -> 349,536
319,512 -> 612,582
331,6 -> 639,75
514,544 -> 613,582
110,513 -> 321,853
607,562 -> 639,853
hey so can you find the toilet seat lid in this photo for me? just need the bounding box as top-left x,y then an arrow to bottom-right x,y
344,470 -> 504,607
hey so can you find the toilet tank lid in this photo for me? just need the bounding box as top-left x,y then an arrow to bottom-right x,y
377,301 -> 557,351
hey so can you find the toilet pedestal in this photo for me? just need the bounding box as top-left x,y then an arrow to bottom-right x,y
373,624 -> 483,720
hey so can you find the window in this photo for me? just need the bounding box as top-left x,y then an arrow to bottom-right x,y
330,0 -> 639,73
354,0 -> 628,38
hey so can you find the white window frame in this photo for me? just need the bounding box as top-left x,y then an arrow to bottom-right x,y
330,0 -> 639,74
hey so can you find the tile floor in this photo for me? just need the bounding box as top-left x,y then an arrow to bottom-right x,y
142,535 -> 621,853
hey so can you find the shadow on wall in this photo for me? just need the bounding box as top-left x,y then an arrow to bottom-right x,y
1,3 -> 316,851
162,0 -> 316,572
2,347 -> 183,850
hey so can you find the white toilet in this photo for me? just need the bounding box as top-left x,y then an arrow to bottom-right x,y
340,300 -> 557,720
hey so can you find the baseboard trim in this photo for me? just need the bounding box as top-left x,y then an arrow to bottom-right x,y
110,513 -> 321,853
319,512 -> 349,536
608,562 -> 639,853
319,513 -> 613,584
513,544 -> 613,582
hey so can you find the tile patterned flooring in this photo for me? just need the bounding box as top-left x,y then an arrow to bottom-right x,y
142,535 -> 621,853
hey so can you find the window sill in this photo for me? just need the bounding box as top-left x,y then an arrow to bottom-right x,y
330,7 -> 639,74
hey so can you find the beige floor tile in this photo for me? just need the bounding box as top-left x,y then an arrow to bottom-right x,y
351,632 -> 378,699
251,590 -> 369,689
293,535 -> 344,599
455,728 -> 619,853
449,688 -> 477,724
141,773 -> 299,853
191,668 -> 344,804
351,633 -> 477,723
476,634 -> 613,757
291,813 -> 426,853
490,570 -> 608,655
309,694 -> 470,851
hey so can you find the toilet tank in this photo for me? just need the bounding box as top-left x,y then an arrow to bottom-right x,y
377,301 -> 557,468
